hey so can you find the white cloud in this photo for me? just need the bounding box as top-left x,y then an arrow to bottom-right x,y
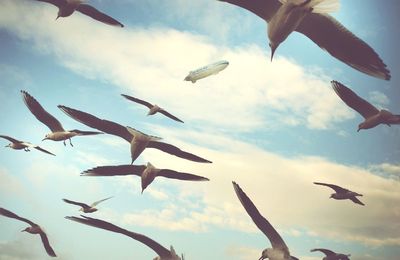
369,91 -> 389,109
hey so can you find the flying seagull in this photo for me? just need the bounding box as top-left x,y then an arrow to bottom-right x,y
66,215 -> 185,260
0,135 -> 55,156
35,0 -> 124,27
313,182 -> 365,206
81,162 -> 209,193
121,94 -> 184,123
232,182 -> 299,260
218,0 -> 390,80
311,248 -> 351,260
0,207 -> 57,257
63,196 -> 113,213
331,81 -> 400,131
21,90 -> 103,146
58,105 -> 212,164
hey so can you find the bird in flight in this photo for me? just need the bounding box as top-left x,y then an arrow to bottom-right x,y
0,207 -> 57,257
66,215 -> 185,260
121,94 -> 184,123
34,0 -> 124,27
218,0 -> 390,80
331,81 -> 400,131
232,181 -> 299,260
314,182 -> 365,206
63,196 -> 113,213
310,248 -> 351,260
0,135 -> 55,156
21,91 -> 103,146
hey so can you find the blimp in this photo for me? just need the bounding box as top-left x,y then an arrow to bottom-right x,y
184,60 -> 229,83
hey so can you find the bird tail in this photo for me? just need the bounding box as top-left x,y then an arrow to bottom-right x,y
70,130 -> 103,136
279,0 -> 340,13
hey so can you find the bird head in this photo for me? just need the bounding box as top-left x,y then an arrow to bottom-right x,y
21,227 -> 29,232
329,194 -> 335,199
357,123 -> 364,132
42,134 -> 50,141
5,143 -> 11,148
259,249 -> 269,260
79,208 -> 83,212
269,42 -> 279,62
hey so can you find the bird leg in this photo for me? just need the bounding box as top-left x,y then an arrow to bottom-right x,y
69,138 -> 74,147
63,140 -> 66,146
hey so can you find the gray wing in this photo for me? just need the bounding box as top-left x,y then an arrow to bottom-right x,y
81,165 -> 146,176
0,135 -> 21,143
310,248 -> 336,256
232,182 -> 289,252
58,105 -> 133,142
21,91 -> 65,132
159,110 -> 184,123
218,0 -> 281,22
76,4 -> 124,27
91,196 -> 113,207
62,199 -> 91,209
331,81 -> 379,119
35,0 -> 66,8
147,141 -> 212,163
39,232 -> 57,257
0,207 -> 37,227
33,145 -> 56,156
121,94 -> 153,109
297,15 -> 390,81
313,182 -> 348,193
350,197 -> 365,206
66,216 -> 172,257
158,169 -> 209,181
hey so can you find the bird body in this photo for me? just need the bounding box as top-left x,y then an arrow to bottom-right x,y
127,127 -> 162,164
0,135 -> 55,155
314,182 -> 365,206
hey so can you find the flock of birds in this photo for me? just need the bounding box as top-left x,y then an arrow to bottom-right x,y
0,0 -> 397,259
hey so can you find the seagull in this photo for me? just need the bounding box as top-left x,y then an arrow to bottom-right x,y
66,215 -> 185,260
62,196 -> 113,213
0,135 -> 55,156
311,248 -> 351,260
35,0 -> 124,27
21,90 -> 103,146
218,0 -> 391,80
81,162 -> 209,193
58,105 -> 212,164
121,94 -> 184,123
313,182 -> 365,206
331,81 -> 400,131
0,207 -> 57,257
232,182 -> 299,260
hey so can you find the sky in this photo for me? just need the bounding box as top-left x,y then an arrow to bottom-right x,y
0,0 -> 399,259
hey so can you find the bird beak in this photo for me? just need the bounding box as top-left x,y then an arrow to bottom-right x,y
141,189 -> 144,194
55,14 -> 60,21
42,137 -> 48,141
357,128 -> 361,132
258,256 -> 265,260
21,229 -> 26,232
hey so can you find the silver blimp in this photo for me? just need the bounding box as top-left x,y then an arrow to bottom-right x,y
184,60 -> 229,83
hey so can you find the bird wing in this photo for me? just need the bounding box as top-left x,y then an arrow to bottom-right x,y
0,135 -> 21,143
35,0 -> 66,8
66,216 -> 172,257
39,232 -> 57,257
21,91 -> 65,132
58,105 -> 133,142
296,14 -> 390,80
76,4 -> 124,27
313,182 -> 348,193
158,169 -> 209,181
158,110 -> 184,123
91,196 -> 113,207
310,248 -> 336,256
218,0 -> 282,22
81,165 -> 146,176
147,141 -> 212,163
350,197 -> 365,206
121,94 -> 153,109
232,182 -> 290,252
0,207 -> 37,227
62,199 -> 91,209
331,81 -> 379,119
32,145 -> 56,156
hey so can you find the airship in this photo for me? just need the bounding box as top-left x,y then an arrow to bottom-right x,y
184,60 -> 229,83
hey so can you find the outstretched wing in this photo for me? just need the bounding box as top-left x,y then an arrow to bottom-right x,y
76,4 -> 124,27
66,216 -> 172,257
147,141 -> 212,163
158,169 -> 209,181
0,135 -> 21,143
91,196 -> 113,207
21,91 -> 65,132
62,199 -> 91,209
81,165 -> 146,176
0,207 -> 37,226
35,0 -> 66,8
159,110 -> 184,123
121,94 -> 153,109
350,197 -> 365,206
218,0 -> 281,22
313,182 -> 348,193
39,232 -> 57,257
331,81 -> 379,119
32,145 -> 56,156
310,248 -> 336,256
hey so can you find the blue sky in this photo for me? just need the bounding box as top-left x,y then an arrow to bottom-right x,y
0,0 -> 399,259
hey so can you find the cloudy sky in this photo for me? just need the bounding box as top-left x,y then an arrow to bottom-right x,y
0,0 -> 399,259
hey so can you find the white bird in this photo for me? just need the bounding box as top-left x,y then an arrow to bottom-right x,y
34,0 -> 124,27
58,105 -> 212,164
66,215 -> 185,260
184,60 -> 229,83
232,182 -> 299,260
21,90 -> 103,146
81,162 -> 209,193
121,94 -> 184,123
0,207 -> 57,257
313,182 -> 365,206
331,81 -> 400,131
0,135 -> 55,156
63,196 -> 113,213
311,248 -> 351,260
219,0 -> 390,80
